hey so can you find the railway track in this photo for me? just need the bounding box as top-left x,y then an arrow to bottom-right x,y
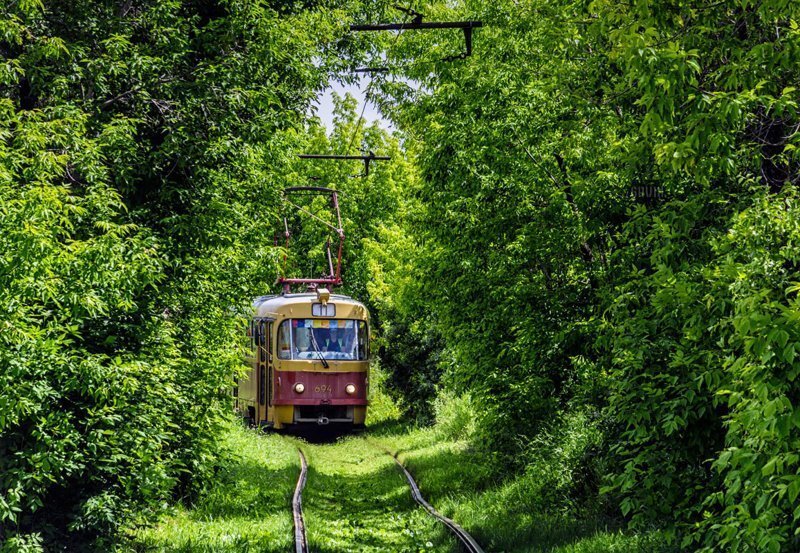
392,454 -> 485,553
293,448 -> 309,553
384,447 -> 486,553
291,439 -> 484,553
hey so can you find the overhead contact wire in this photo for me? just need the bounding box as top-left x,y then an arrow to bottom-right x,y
344,10 -> 411,155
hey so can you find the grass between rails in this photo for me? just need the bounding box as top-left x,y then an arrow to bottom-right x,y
126,426 -> 297,552
288,434 -> 457,552
282,375 -> 457,552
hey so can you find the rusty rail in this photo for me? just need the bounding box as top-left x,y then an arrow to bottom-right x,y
293,449 -> 309,553
370,441 -> 486,553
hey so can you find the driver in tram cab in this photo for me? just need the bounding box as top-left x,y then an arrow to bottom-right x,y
325,327 -> 343,352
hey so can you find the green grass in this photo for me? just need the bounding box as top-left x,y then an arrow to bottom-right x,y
125,424 -> 297,552
122,373 -> 671,553
367,393 -> 672,553
289,434 -> 457,552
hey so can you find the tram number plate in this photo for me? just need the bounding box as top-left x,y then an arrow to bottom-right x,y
314,385 -> 332,393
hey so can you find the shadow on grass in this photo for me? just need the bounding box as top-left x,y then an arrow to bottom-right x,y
283,425 -> 355,444
365,415 -> 412,437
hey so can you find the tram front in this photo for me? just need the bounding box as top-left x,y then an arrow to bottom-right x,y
270,290 -> 369,430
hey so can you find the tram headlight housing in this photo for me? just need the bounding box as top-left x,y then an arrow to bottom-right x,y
294,383 -> 305,394
345,384 -> 356,395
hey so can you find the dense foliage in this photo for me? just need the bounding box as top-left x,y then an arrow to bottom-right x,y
361,0 -> 800,550
3,0 -> 800,551
0,0 -> 352,548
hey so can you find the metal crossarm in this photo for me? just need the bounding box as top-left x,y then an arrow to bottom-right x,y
349,21 -> 483,58
297,153 -> 391,177
354,67 -> 390,73
349,21 -> 483,32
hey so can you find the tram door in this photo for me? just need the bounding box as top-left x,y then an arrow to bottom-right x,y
255,319 -> 272,424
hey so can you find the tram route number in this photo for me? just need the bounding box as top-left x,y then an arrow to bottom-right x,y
314,385 -> 332,393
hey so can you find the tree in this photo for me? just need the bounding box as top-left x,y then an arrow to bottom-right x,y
0,0 -> 349,547
365,0 -> 800,549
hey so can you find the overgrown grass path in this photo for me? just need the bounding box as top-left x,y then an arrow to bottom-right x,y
291,433 -> 458,552
129,423 -> 458,552
368,417 -> 669,553
129,400 -> 667,553
130,426 -> 297,552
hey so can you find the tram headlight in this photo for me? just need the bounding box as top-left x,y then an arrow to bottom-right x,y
345,384 -> 356,395
294,383 -> 305,394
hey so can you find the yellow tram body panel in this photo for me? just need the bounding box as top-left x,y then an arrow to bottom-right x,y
235,292 -> 370,430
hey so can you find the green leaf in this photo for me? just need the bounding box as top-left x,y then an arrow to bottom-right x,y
762,458 -> 777,476
788,479 -> 800,503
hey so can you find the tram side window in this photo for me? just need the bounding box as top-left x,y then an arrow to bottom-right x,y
248,321 -> 256,353
357,320 -> 368,360
277,320 -> 292,359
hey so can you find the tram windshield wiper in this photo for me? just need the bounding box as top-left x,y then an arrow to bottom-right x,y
309,330 -> 329,368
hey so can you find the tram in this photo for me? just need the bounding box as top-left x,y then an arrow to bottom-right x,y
235,288 -> 369,429
234,183 -> 374,430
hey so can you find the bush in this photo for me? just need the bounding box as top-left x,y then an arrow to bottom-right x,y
433,391 -> 477,442
602,188 -> 800,550
519,410 -> 605,514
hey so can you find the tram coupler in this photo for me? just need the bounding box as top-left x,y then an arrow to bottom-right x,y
317,415 -> 330,426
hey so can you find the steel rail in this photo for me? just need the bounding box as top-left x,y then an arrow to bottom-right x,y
371,442 -> 486,553
293,448 -> 309,553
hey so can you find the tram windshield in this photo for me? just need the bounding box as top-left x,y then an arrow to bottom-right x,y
277,319 -> 368,360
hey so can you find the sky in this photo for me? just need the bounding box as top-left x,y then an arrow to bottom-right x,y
311,77 -> 394,132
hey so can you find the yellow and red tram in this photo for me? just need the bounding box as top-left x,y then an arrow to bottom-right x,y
235,288 -> 369,430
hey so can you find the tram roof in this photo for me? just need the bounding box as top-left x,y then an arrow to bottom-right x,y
252,292 -> 367,317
